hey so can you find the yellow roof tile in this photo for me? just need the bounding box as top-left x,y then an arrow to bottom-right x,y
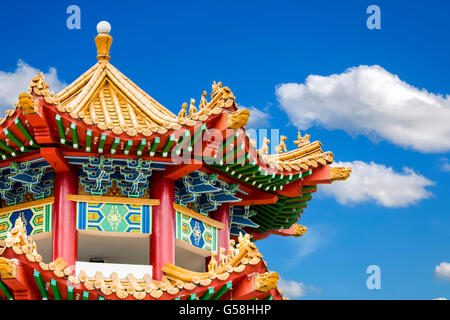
54,61 -> 235,137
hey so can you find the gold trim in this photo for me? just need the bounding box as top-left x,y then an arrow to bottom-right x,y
0,197 -> 54,216
95,33 -> 112,61
173,203 -> 225,230
66,194 -> 160,206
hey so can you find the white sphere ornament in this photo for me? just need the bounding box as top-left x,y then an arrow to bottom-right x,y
97,21 -> 111,34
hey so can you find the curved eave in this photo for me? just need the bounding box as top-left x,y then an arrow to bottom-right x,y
0,108 -> 42,161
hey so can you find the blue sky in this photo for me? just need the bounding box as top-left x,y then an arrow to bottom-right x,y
0,0 -> 449,299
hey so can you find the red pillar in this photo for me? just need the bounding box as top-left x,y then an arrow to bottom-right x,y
52,165 -> 78,270
206,203 -> 230,269
213,203 -> 230,255
150,170 -> 175,280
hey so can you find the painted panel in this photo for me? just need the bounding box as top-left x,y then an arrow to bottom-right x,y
0,160 -> 53,206
175,210 -> 217,253
0,202 -> 53,240
76,202 -> 152,234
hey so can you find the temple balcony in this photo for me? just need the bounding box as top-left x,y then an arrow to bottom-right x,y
76,230 -> 151,278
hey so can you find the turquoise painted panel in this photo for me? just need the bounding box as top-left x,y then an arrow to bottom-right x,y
76,202 -> 152,234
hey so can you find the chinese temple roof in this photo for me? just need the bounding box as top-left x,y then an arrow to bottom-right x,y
0,21 -> 351,238
54,60 -> 234,137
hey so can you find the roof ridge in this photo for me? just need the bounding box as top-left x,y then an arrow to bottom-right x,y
56,63 -> 101,102
65,62 -> 108,116
105,63 -> 177,119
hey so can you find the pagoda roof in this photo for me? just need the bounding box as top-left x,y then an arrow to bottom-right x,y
54,60 -> 231,137
0,23 -> 351,239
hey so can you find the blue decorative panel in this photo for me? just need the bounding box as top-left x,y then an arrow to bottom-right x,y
77,156 -> 153,198
0,159 -> 53,206
0,201 -> 53,240
175,210 -> 217,253
174,170 -> 241,213
229,206 -> 259,236
76,202 -> 152,234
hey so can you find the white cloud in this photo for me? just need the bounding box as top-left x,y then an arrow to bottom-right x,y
276,65 -> 450,153
438,158 -> 450,172
278,277 -> 321,299
282,224 -> 333,271
321,161 -> 434,208
243,105 -> 271,128
433,297 -> 448,300
0,60 -> 65,117
295,224 -> 331,260
435,262 -> 450,280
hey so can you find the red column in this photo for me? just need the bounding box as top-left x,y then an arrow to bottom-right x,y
213,203 -> 230,255
206,203 -> 230,268
52,165 -> 78,270
150,170 -> 175,280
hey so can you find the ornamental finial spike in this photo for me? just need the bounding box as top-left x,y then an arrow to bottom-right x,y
95,21 -> 112,61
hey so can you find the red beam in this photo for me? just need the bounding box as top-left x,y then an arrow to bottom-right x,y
164,163 -> 202,181
1,262 -> 39,300
232,274 -> 266,300
40,147 -> 69,172
62,150 -> 175,163
25,100 -> 57,144
246,224 -> 302,241
303,165 -> 331,186
277,179 -> 303,198
231,190 -> 278,206
0,151 -> 41,168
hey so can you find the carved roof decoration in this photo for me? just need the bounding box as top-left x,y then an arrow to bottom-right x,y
330,166 -> 352,181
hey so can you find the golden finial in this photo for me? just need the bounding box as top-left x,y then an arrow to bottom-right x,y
95,21 -> 112,61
